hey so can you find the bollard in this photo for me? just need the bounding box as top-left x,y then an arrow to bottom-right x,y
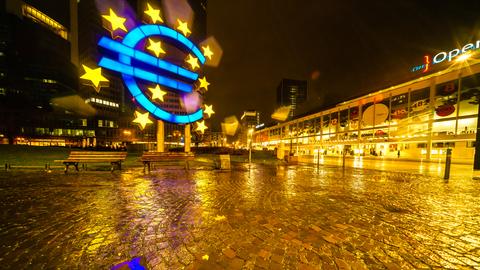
317,150 -> 320,167
444,148 -> 452,180
342,151 -> 346,169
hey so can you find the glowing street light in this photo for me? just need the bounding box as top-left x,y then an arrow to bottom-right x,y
456,52 -> 472,62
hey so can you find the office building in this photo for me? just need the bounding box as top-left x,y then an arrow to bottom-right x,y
277,78 -> 307,118
0,0 -> 90,146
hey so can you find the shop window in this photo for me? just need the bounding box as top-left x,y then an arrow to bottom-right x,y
410,88 -> 430,119
417,143 -> 427,148
457,118 -> 477,135
322,115 -> 330,135
432,120 -> 456,135
391,94 -> 408,122
458,75 -> 480,117
313,117 -> 321,134
331,112 -> 339,133
434,80 -> 458,120
339,109 -> 348,132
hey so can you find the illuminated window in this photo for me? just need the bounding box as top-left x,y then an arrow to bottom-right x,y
98,120 -> 103,127
22,4 -> 68,40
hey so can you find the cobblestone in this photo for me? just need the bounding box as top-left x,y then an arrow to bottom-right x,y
0,163 -> 480,269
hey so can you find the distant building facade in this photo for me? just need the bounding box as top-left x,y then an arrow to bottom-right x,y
239,110 -> 260,147
276,78 -> 307,118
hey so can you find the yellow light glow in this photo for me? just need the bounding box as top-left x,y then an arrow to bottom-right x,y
102,9 -> 128,32
176,19 -> 191,36
148,85 -> 167,102
146,38 -> 166,57
132,111 -> 153,130
144,3 -> 163,24
202,254 -> 209,261
185,54 -> 200,70
456,53 -> 472,62
195,120 -> 208,134
202,45 -> 214,60
80,65 -> 109,92
204,104 -> 215,118
198,76 -> 210,90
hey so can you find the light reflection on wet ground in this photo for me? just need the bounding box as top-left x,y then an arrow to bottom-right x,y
0,163 -> 479,269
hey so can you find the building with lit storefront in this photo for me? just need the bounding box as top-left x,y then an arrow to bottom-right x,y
254,61 -> 480,164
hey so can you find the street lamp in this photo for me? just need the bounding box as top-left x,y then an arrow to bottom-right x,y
248,128 -> 254,165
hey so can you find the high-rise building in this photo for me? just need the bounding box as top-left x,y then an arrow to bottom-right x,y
0,0 -> 88,146
78,0 -> 135,148
277,78 -> 308,118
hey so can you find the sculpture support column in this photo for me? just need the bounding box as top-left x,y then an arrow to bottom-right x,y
157,120 -> 164,152
185,124 -> 191,153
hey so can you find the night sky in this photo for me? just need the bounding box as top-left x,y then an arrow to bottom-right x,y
205,0 -> 480,129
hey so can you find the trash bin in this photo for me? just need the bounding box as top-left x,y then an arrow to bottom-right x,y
219,154 -> 231,170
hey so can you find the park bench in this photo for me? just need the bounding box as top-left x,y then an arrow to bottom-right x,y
140,152 -> 194,172
55,151 -> 127,173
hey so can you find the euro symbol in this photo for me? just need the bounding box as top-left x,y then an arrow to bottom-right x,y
97,24 -> 206,124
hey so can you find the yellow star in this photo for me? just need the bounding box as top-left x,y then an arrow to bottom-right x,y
198,76 -> 210,91
132,111 -> 153,130
202,45 -> 214,60
102,9 -> 128,32
176,19 -> 191,36
185,54 -> 200,70
80,65 -> 109,92
195,120 -> 208,134
148,85 -> 167,102
144,3 -> 163,23
147,39 -> 166,57
204,104 -> 215,118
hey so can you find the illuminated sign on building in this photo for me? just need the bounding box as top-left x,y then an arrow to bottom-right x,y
411,40 -> 480,73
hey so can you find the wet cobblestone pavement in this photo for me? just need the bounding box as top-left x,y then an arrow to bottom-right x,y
1,164 -> 480,269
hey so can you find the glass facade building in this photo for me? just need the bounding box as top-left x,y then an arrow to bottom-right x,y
254,63 -> 480,164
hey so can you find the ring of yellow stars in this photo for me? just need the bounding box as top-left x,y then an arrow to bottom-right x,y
202,45 -> 214,60
132,111 -> 153,130
102,9 -> 127,32
80,65 -> 109,92
195,120 -> 208,134
144,3 -> 163,23
148,85 -> 167,102
204,104 -> 215,118
198,76 -> 210,90
176,19 -> 191,36
185,54 -> 200,70
147,39 -> 166,57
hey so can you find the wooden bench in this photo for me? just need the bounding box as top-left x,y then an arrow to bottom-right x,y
55,151 -> 127,173
140,152 -> 194,172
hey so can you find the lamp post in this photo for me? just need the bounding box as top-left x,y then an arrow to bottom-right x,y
248,128 -> 254,165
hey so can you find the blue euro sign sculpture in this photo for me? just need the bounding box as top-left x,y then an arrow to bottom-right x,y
97,24 -> 206,124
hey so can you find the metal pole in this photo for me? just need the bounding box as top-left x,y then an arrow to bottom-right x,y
342,149 -> 346,169
474,103 -> 480,170
317,148 -> 320,167
249,144 -> 252,164
444,148 -> 452,180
